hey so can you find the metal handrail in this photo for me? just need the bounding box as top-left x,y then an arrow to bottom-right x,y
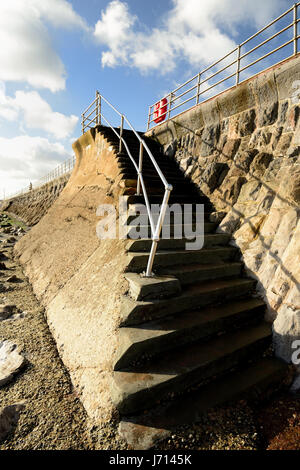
147,2 -> 300,129
82,91 -> 173,277
5,155 -> 76,200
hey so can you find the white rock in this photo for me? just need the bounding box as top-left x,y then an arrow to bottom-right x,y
0,341 -> 25,387
273,305 -> 300,363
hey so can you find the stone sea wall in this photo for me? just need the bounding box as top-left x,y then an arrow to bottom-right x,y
147,55 -> 300,366
0,174 -> 70,226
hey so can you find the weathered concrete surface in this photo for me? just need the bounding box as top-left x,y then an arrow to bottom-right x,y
14,128 -> 132,423
147,55 -> 300,365
1,174 -> 70,226
124,273 -> 181,301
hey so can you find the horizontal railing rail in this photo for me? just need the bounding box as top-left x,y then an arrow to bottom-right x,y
5,155 -> 76,200
147,2 -> 300,129
82,91 -> 172,277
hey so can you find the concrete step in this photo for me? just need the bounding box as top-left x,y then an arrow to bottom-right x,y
125,234 -> 231,252
112,322 -> 272,414
126,247 -> 238,272
125,211 -> 211,225
125,194 -> 211,205
118,161 -> 182,176
120,278 -> 256,326
159,261 -> 242,285
118,357 -> 288,449
114,297 -> 265,370
125,222 -> 217,239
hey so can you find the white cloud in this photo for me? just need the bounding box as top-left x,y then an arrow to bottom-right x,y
94,0 -> 283,73
0,0 -> 87,92
15,91 -> 78,140
0,85 -> 78,140
30,0 -> 88,30
0,83 -> 19,122
0,135 -> 71,195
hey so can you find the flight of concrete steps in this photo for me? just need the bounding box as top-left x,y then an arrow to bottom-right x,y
97,126 -> 289,449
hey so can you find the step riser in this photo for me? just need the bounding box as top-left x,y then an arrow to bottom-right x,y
114,305 -> 265,370
115,334 -> 271,415
126,234 -> 231,252
121,280 -> 256,326
125,212 -> 211,225
164,264 -> 242,286
126,248 -> 237,272
125,195 -> 211,205
126,223 -> 217,239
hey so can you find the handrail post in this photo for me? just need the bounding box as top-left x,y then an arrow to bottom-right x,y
95,91 -> 99,125
136,142 -> 143,195
98,92 -> 102,126
145,186 -> 172,277
119,114 -> 124,153
196,73 -> 201,104
294,3 -> 298,55
236,45 -> 241,85
81,113 -> 84,135
167,93 -> 173,121
147,106 -> 151,131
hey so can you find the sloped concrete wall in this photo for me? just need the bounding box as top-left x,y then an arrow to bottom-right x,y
1,174 -> 70,226
14,129 -> 130,423
146,55 -> 300,366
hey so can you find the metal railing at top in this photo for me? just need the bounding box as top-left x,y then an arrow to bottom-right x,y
147,2 -> 300,129
82,91 -> 172,277
6,155 -> 76,200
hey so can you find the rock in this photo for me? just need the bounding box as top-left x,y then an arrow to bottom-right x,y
164,141 -> 177,158
222,139 -> 241,159
201,162 -> 229,192
234,149 -> 258,174
257,102 -> 278,127
209,212 -> 227,224
221,176 -> 247,206
6,237 -> 17,243
0,403 -> 25,442
0,304 -> 16,321
286,146 -> 300,159
273,306 -> 300,363
0,341 -> 25,387
6,275 -> 21,283
238,109 -> 256,136
200,125 -> 220,156
249,152 -> 273,178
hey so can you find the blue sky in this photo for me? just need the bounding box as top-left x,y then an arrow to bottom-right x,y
0,0 -> 295,196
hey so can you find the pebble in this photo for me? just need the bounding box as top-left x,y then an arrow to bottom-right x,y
0,304 -> 16,321
0,340 -> 25,387
0,403 -> 25,442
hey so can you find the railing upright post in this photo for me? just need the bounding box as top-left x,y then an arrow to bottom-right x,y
145,186 -> 172,277
294,3 -> 298,55
96,91 -> 99,125
147,106 -> 151,131
236,45 -> 241,85
167,93 -> 173,121
81,113 -> 84,135
119,115 -> 124,153
196,73 -> 201,104
136,142 -> 144,196
99,94 -> 101,126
